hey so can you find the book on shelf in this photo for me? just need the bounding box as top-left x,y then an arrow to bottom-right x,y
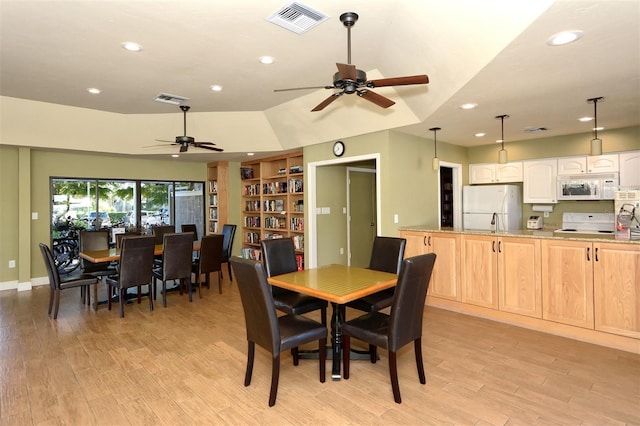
295,254 -> 304,271
209,180 -> 218,193
241,247 -> 261,260
210,208 -> 218,220
292,234 -> 304,250
288,178 -> 303,193
245,232 -> 261,244
209,194 -> 218,206
243,216 -> 261,227
290,217 -> 304,231
241,168 -> 254,180
293,199 -> 304,212
209,222 -> 218,233
289,165 -> 303,174
264,232 -> 284,240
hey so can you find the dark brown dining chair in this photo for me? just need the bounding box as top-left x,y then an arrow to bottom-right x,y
153,225 -> 175,245
342,253 -> 436,404
115,231 -> 140,249
79,229 -> 117,308
105,235 -> 156,318
181,224 -> 198,241
346,236 -> 406,313
39,243 -> 99,319
220,224 -> 236,281
153,232 -> 195,306
192,234 -> 224,296
261,238 -> 327,326
230,256 -> 327,407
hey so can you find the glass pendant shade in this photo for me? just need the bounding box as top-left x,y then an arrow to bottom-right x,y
432,156 -> 440,170
590,138 -> 602,156
496,115 -> 509,164
498,148 -> 508,164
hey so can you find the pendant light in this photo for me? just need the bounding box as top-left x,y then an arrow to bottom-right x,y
429,127 -> 441,170
588,97 -> 604,156
496,114 -> 509,164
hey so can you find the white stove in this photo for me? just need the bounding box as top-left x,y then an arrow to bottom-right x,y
554,212 -> 615,235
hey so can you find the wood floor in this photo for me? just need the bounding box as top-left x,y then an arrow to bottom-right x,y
1,275 -> 639,425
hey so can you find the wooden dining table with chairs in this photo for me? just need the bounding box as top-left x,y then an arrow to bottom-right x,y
79,241 -> 200,263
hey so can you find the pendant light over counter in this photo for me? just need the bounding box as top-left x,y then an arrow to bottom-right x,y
588,97 -> 604,156
429,127 -> 441,170
496,114 -> 509,164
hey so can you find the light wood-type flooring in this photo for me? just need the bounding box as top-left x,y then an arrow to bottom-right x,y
1,275 -> 639,425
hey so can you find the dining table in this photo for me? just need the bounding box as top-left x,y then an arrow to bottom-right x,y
267,264 -> 397,380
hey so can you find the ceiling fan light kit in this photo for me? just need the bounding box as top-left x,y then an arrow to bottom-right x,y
275,11 -> 429,112
496,114 -> 509,164
588,96 -> 604,156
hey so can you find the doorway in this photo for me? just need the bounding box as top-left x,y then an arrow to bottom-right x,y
347,167 -> 376,267
436,162 -> 463,228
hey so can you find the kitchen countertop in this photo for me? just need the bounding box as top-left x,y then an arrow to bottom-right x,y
399,225 -> 640,244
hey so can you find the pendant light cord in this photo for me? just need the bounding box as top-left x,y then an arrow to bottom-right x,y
429,127 -> 441,157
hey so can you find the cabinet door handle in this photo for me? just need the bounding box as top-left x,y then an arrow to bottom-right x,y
427,236 -> 432,246
423,236 -> 427,246
595,247 -> 599,262
492,241 -> 496,252
586,247 -> 591,261
498,241 -> 502,253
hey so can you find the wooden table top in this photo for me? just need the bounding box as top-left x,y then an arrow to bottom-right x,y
79,241 -> 200,263
267,264 -> 398,304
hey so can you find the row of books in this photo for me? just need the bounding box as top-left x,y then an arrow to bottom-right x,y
209,208 -> 218,220
243,183 -> 261,196
244,216 -> 260,228
290,217 -> 304,231
292,234 -> 304,250
208,194 -> 218,207
289,179 -> 303,193
264,216 -> 286,229
208,222 -> 218,233
241,247 -> 261,260
245,232 -> 260,244
209,180 -> 218,193
263,182 -> 288,195
264,199 -> 285,212
295,254 -> 304,271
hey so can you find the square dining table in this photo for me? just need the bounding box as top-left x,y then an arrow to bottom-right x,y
267,264 -> 397,380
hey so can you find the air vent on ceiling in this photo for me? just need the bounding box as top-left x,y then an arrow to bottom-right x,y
267,2 -> 328,34
154,93 -> 190,105
524,126 -> 548,133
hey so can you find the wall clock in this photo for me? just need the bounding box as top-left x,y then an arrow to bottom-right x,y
333,141 -> 345,157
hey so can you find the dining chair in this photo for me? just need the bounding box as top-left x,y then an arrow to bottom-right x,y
341,252 -> 436,404
115,231 -> 140,249
192,234 -> 224,295
220,224 -> 236,282
105,235 -> 156,318
78,229 -> 116,308
153,232 -> 195,306
346,236 -> 406,313
261,238 -> 328,326
230,256 -> 327,407
39,243 -> 99,319
181,224 -> 198,241
153,225 -> 175,245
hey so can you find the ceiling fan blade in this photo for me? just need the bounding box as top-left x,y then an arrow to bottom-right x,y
336,63 -> 357,80
357,89 -> 396,108
311,93 -> 343,112
274,86 -> 333,92
195,144 -> 224,152
179,144 -> 188,153
154,139 -> 177,144
366,74 -> 429,88
193,141 -> 216,146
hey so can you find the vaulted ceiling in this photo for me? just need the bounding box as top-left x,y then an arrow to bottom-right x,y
1,0 -> 638,161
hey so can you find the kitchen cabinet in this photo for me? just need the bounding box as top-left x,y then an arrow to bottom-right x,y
400,231 -> 461,301
522,159 -> 558,204
541,239 -> 594,329
619,150 -> 640,188
469,162 -> 523,184
558,154 -> 619,175
593,243 -> 640,339
557,156 -> 587,175
461,234 -> 498,309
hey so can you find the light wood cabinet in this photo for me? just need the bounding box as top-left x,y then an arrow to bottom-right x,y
498,236 -> 542,318
593,243 -> 640,339
207,161 -> 228,234
541,239 -> 594,329
240,151 -> 304,267
461,234 -> 498,309
523,159 -> 558,204
399,230 -> 461,301
469,162 -> 523,184
619,150 -> 640,188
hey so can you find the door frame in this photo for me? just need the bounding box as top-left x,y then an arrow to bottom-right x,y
307,153 -> 381,268
347,166 -> 377,266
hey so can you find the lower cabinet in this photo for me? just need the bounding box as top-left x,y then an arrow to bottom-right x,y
498,236 -> 542,318
461,235 -> 498,309
399,231 -> 461,301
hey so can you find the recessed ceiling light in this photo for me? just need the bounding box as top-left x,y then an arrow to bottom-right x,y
259,56 -> 275,64
593,126 -> 604,131
87,88 -> 101,94
460,103 -> 477,110
121,41 -> 143,52
495,139 -> 504,144
546,30 -> 583,46
474,132 -> 486,137
171,154 -> 179,158
210,85 -> 223,92
247,152 -> 255,156
578,116 -> 593,122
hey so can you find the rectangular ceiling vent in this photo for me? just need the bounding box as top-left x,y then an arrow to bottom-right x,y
267,2 -> 328,34
154,93 -> 190,105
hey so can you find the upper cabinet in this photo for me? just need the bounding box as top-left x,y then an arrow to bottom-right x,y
469,162 -> 523,184
523,159 -> 558,204
557,156 -> 586,175
619,150 -> 640,188
558,154 -> 619,175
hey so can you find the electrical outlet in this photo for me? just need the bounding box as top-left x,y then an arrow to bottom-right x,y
544,211 -> 550,218
394,214 -> 399,224
9,260 -> 16,268
340,248 -> 344,255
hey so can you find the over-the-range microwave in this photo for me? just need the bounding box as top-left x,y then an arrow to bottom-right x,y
557,172 -> 619,200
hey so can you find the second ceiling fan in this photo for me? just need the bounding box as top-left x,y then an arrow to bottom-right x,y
156,105 -> 224,153
275,12 -> 430,112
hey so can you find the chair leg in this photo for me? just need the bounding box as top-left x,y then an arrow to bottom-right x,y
119,289 -> 126,318
53,289 -> 61,319
48,287 -> 55,315
269,354 -> 280,407
107,286 -> 112,311
244,341 -> 255,386
187,278 -> 193,302
149,279 -> 154,312
94,282 -> 99,311
389,351 -> 401,403
320,306 -> 327,326
197,273 -> 202,299
414,338 -> 426,384
370,344 -> 377,363
218,271 -> 222,294
227,262 -> 233,282
319,337 -> 326,383
137,286 -> 142,304
291,347 -> 299,366
162,280 -> 168,308
342,335 -> 351,379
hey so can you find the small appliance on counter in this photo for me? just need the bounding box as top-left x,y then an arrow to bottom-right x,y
554,212 -> 615,235
527,215 -> 544,229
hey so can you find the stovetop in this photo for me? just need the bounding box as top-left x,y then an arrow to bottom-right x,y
554,212 -> 615,235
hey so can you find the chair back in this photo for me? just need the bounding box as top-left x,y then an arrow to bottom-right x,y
117,236 -> 156,289
153,225 -> 175,245
261,238 -> 297,277
79,230 -> 111,273
116,231 -> 140,249
181,224 -> 198,241
388,253 -> 436,351
368,236 -> 406,274
230,257 -> 280,354
39,243 -> 61,290
221,224 -> 237,261
198,234 -> 224,274
161,233 -> 194,280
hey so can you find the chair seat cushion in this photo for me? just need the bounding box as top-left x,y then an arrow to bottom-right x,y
342,312 -> 390,349
273,293 -> 328,316
347,288 -> 394,312
59,273 -> 99,290
278,314 -> 327,352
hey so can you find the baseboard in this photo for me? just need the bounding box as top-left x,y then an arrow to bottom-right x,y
0,276 -> 48,292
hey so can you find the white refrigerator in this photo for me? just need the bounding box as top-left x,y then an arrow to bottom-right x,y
462,185 -> 522,231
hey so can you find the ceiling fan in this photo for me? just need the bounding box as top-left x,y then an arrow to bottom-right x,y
274,12 -> 429,112
155,105 -> 223,153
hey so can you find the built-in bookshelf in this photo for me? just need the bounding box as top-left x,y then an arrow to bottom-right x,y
240,151 -> 304,269
207,161 -> 229,234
